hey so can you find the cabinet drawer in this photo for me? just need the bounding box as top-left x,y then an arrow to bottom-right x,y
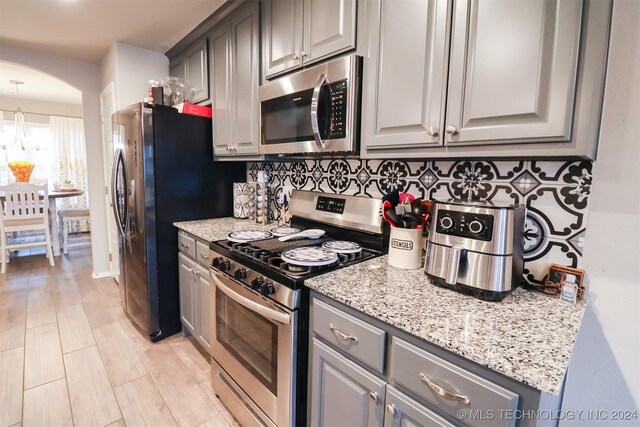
312,299 -> 386,373
178,232 -> 196,258
389,338 -> 518,427
385,385 -> 455,427
195,240 -> 211,267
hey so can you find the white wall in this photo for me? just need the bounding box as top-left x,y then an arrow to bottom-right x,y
560,0 -> 640,422
0,41 -> 110,276
100,42 -> 169,110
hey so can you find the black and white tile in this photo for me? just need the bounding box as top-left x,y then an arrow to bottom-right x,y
248,159 -> 592,284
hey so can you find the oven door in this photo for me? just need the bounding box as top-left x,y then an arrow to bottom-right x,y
210,269 -> 296,427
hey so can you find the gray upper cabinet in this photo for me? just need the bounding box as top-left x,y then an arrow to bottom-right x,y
169,38 -> 210,104
444,0 -> 582,146
361,0 -> 612,159
263,0 -> 303,77
263,0 -> 357,79
210,1 -> 260,158
361,0 -> 450,151
309,337 -> 385,427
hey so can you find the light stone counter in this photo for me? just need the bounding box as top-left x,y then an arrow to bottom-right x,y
173,217 -> 274,242
305,255 -> 586,396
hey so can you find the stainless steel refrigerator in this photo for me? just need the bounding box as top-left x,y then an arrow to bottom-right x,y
111,103 -> 245,341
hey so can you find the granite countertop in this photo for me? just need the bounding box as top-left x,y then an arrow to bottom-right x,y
174,217 -> 274,242
305,256 -> 586,396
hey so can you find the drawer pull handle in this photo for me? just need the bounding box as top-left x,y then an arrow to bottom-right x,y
329,323 -> 358,343
200,253 -> 209,260
418,372 -> 470,405
181,242 -> 190,249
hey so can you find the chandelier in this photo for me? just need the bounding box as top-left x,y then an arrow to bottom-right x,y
8,79 -> 38,151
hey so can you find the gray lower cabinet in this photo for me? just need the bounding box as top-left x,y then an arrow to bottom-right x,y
310,293 -> 561,427
169,37 -> 209,104
177,232 -> 212,353
210,1 -> 260,158
262,0 -> 357,79
361,0 -> 612,159
384,385 -> 454,427
310,337 -> 385,427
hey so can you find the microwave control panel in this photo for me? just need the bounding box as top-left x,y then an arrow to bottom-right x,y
328,79 -> 348,139
436,210 -> 495,241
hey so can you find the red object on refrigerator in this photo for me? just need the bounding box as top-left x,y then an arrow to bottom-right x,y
174,102 -> 212,118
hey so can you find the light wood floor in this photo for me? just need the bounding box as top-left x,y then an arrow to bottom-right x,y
0,247 -> 238,427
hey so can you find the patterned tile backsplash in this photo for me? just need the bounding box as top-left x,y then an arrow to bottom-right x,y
247,159 -> 592,284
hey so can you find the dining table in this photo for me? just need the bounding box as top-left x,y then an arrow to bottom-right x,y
1,188 -> 85,257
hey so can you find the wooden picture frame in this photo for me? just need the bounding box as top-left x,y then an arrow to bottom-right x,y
545,263 -> 586,299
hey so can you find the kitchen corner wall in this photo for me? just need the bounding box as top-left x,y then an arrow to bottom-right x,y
247,159 -> 592,284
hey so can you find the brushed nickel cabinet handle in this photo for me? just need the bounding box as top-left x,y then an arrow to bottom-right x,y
329,323 -> 358,343
293,54 -> 299,60
418,372 -> 470,404
200,253 -> 209,260
180,242 -> 190,249
386,404 -> 396,415
445,125 -> 458,135
427,126 -> 439,137
368,392 -> 378,403
301,50 -> 307,58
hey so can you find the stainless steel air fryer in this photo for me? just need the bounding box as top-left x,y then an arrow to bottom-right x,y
424,200 -> 526,301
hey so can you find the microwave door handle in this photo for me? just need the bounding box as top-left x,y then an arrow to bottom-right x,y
210,270 -> 291,325
311,73 -> 328,151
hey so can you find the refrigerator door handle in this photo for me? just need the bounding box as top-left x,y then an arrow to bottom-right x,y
111,148 -> 127,237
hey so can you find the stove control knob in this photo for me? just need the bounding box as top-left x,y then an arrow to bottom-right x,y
251,277 -> 264,291
212,257 -> 224,268
261,282 -> 276,296
440,216 -> 454,230
234,268 -> 247,280
219,260 -> 231,272
468,220 -> 484,234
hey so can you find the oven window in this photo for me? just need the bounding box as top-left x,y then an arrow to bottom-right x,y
261,89 -> 314,145
216,288 -> 279,395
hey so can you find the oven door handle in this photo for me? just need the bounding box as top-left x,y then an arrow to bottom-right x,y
310,73 -> 328,151
210,270 -> 291,325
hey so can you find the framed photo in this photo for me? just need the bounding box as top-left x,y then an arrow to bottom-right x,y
545,263 -> 585,299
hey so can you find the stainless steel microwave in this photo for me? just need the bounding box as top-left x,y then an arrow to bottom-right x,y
259,54 -> 361,155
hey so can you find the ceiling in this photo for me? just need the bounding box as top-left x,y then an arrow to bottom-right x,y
0,62 -> 82,104
0,0 -> 227,64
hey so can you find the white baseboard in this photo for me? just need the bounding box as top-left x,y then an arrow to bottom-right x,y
91,271 -> 112,279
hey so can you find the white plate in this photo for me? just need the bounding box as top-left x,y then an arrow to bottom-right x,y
227,230 -> 273,243
322,240 -> 362,254
270,226 -> 301,237
281,247 -> 338,266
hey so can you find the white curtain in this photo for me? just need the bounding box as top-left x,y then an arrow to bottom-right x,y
50,116 -> 90,233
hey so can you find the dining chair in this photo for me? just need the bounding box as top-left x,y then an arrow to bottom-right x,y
58,207 -> 91,254
0,183 -> 55,273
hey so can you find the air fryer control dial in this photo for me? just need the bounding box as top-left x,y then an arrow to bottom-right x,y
468,220 -> 484,234
436,210 -> 494,241
440,216 -> 454,230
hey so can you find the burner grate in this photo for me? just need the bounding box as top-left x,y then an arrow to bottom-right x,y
252,237 -> 332,253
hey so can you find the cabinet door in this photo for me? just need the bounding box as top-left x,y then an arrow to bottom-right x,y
361,0 -> 450,153
170,58 -> 186,81
310,338 -> 385,427
210,20 -> 233,157
384,385 -> 455,427
263,0 -> 303,78
445,0 -> 582,145
231,3 -> 260,156
178,253 -> 196,334
302,0 -> 357,66
185,38 -> 209,104
195,264 -> 212,353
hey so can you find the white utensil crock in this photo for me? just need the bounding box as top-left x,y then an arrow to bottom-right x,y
388,227 -> 424,269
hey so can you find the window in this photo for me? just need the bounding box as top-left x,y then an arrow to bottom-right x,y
0,118 -> 52,182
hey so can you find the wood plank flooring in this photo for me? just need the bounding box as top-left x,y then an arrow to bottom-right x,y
0,248 -> 239,427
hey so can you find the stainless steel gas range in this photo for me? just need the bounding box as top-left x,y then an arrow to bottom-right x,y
208,190 -> 387,427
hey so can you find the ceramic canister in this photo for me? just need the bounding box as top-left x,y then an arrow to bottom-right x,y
388,227 -> 424,269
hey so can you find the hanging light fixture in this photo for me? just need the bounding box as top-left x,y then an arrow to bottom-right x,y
9,79 -> 37,151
